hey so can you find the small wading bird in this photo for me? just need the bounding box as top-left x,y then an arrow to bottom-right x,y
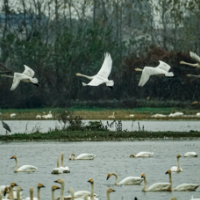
0,113 -> 11,135
76,53 -> 114,89
1,65 -> 38,90
135,60 -> 174,86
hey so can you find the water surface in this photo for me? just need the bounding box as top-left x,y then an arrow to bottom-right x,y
0,141 -> 199,200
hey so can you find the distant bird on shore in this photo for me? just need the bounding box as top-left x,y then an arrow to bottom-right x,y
76,53 -> 114,89
135,60 -> 174,86
10,113 -> 16,118
180,51 -> 200,69
108,112 -> 115,119
0,113 -> 11,134
1,65 -> 38,90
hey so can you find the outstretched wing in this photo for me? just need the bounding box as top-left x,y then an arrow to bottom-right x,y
22,65 -> 35,77
10,73 -> 29,90
156,61 -> 171,72
85,76 -> 105,86
138,67 -> 159,86
190,52 -> 200,64
96,53 -> 112,78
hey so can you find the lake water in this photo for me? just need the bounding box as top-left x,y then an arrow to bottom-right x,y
1,120 -> 200,134
0,141 -> 199,200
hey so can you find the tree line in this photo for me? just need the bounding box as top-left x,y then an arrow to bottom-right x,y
0,0 -> 200,109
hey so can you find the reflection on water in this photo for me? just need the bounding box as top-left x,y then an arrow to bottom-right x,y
0,141 -> 199,200
0,120 -> 200,135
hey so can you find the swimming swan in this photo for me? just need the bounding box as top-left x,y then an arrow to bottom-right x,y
130,152 -> 154,158
184,152 -> 198,157
6,185 -> 23,200
107,172 -> 143,185
190,195 -> 200,200
166,169 -> 199,191
106,188 -> 115,200
170,154 -> 183,172
1,65 -> 38,90
10,155 -> 37,173
180,52 -> 200,69
52,157 -> 63,174
87,179 -> 99,200
60,152 -> 70,173
54,179 -> 65,200
135,60 -> 174,86
76,53 -> 114,89
24,183 -> 45,200
51,186 -> 61,200
141,173 -> 171,191
69,153 -> 96,160
4,182 -> 18,200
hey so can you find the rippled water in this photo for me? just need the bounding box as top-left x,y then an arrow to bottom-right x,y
1,120 -> 200,135
0,141 -> 200,200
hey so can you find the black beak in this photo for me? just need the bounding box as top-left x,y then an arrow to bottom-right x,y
108,86 -> 113,90
54,181 -> 58,183
32,83 -> 39,87
106,177 -> 109,180
165,171 -> 169,174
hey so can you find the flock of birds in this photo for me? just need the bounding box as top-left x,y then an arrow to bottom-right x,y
0,151 -> 199,200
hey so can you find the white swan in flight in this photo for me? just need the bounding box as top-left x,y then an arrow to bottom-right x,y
184,152 -> 198,157
141,173 -> 171,191
60,152 -> 70,173
69,153 -> 96,160
107,172 -> 143,185
166,169 -> 199,191
135,60 -> 174,86
76,53 -> 114,89
170,154 -> 183,172
129,152 -> 154,158
1,65 -> 38,90
10,155 -> 37,172
180,51 -> 200,68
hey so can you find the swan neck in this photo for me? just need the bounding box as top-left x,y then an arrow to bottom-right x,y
77,73 -> 93,80
0,191 -> 2,200
30,189 -> 33,200
181,61 -> 197,67
106,191 -> 111,200
14,158 -> 18,172
9,186 -> 14,200
69,189 -> 74,200
169,172 -> 172,190
90,182 -> 94,200
113,173 -> 118,185
142,176 -> 147,192
61,154 -> 64,167
17,187 -> 20,200
1,74 -> 13,78
177,157 -> 180,170
51,189 -> 55,200
37,187 -> 40,200
57,157 -> 60,168
136,68 -> 143,71
60,182 -> 64,200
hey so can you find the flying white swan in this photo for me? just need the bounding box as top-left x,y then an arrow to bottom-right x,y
24,183 -> 45,200
76,53 -> 114,89
180,51 -> 200,68
69,153 -> 96,160
1,65 -> 38,90
141,173 -> 171,191
184,152 -> 198,157
51,185 -> 61,200
166,169 -> 199,191
10,155 -> 37,172
135,60 -> 174,86
170,154 -> 183,172
60,152 -> 70,173
51,157 -> 63,174
129,152 -> 154,158
107,172 -> 143,185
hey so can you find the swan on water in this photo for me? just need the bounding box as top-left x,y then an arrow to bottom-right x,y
69,153 -> 96,160
24,183 -> 45,200
106,188 -> 115,200
170,154 -> 183,172
54,179 -> 65,200
184,152 -> 198,157
4,182 -> 18,200
87,179 -> 99,200
52,157 -> 63,174
107,172 -> 143,185
60,152 -> 70,173
166,169 -> 199,191
141,173 -> 171,191
129,152 -> 154,158
76,53 -> 114,89
51,185 -> 61,200
135,60 -> 174,86
1,65 -> 38,90
10,155 -> 37,172
190,195 -> 200,200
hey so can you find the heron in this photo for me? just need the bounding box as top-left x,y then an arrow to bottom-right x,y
0,113 -> 11,134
